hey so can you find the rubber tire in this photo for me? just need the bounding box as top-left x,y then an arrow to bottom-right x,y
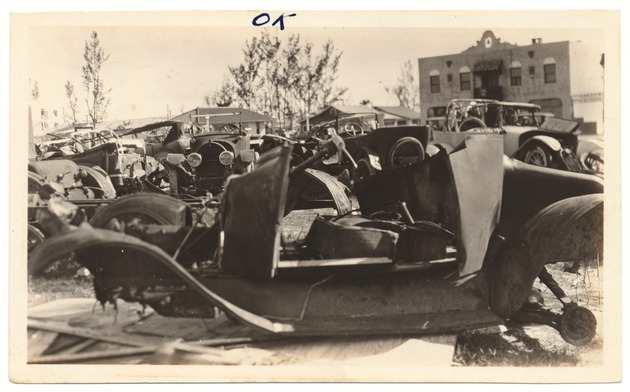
387,137 -> 425,169
353,157 -> 376,182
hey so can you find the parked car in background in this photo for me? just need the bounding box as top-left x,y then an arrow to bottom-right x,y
576,135 -> 604,177
433,99 -> 583,172
36,131 -> 151,196
122,120 -> 199,161
36,128 -> 118,158
426,116 -> 446,132
309,112 -> 380,139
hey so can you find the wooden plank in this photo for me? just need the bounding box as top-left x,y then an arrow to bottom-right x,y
27,318 -> 168,348
29,346 -> 156,364
27,330 -> 59,358
39,333 -> 94,355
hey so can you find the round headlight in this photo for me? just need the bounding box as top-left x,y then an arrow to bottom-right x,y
219,151 -> 235,166
186,152 -> 202,168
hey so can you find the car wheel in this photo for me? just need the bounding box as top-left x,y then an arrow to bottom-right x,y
524,144 -> 552,167
353,158 -> 375,182
27,224 -> 46,252
558,305 -> 597,346
387,137 -> 425,169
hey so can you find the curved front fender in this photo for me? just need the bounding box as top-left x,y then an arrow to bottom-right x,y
78,165 -> 117,199
28,227 -> 293,334
519,135 -> 563,152
489,193 -> 603,318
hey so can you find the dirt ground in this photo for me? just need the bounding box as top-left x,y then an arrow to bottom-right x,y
26,208 -> 604,367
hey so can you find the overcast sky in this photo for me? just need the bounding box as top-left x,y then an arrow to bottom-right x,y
23,11 -> 606,122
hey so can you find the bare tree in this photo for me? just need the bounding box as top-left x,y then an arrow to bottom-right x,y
228,33 -> 270,110
82,31 -> 111,128
203,79 -> 236,107
385,59 -> 420,111
64,81 -> 79,124
31,79 -> 40,101
292,39 -> 347,129
226,32 -> 346,131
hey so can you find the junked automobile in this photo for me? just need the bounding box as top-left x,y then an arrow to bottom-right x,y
259,126 -> 431,184
121,120 -> 200,161
127,119 -> 258,197
34,127 -> 151,196
30,133 -> 603,347
36,128 -> 118,158
434,99 -> 584,172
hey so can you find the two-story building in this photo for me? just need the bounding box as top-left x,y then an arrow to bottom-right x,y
418,30 -> 604,134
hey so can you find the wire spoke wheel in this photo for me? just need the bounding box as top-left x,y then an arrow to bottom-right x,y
524,145 -> 550,167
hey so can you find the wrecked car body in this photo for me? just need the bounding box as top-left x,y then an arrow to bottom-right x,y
434,99 -> 584,172
129,120 -> 257,197
35,134 -> 152,196
29,134 -> 603,346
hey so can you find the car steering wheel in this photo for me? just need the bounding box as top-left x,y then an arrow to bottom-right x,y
459,116 -> 487,132
343,122 -> 364,136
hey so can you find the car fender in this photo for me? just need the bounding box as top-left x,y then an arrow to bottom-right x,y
351,147 -> 381,171
27,228 -> 292,333
489,193 -> 603,318
28,159 -> 81,189
77,165 -> 117,199
516,135 -> 563,155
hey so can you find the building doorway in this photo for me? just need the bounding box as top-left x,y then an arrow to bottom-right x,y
474,71 -> 502,100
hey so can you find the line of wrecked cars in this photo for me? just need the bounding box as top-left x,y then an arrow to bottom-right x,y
29,116 -> 604,347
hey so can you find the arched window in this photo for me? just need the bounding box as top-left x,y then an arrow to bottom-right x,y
459,66 -> 471,91
429,69 -> 441,93
510,61 -> 522,86
543,57 -> 556,83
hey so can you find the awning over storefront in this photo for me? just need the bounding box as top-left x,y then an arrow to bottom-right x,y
473,59 -> 502,72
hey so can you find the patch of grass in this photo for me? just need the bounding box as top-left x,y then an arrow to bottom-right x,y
453,330 -> 582,367
28,275 -> 94,308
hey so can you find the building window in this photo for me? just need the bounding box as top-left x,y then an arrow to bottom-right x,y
430,75 -> 440,93
543,57 -> 556,83
510,67 -> 522,86
459,66 -> 471,91
529,66 -> 535,75
510,61 -> 521,86
427,106 -> 446,118
544,64 -> 556,83
447,74 -> 453,83
460,72 -> 471,91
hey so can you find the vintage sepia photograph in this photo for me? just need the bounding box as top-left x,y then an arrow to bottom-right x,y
7,5 -> 622,384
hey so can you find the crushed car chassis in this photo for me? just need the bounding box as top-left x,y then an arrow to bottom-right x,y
30,135 -> 603,346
